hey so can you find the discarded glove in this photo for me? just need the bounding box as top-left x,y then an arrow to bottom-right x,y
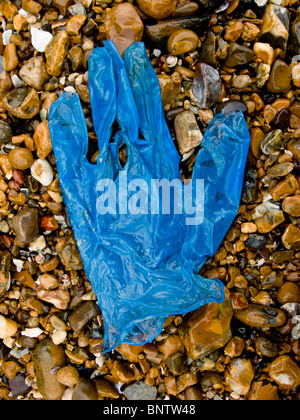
48,40 -> 250,353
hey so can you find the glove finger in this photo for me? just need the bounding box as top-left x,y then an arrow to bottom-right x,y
88,45 -> 117,160
124,42 -> 180,175
103,40 -> 139,146
181,111 -> 250,270
48,91 -> 89,172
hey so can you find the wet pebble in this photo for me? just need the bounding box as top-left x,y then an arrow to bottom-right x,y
167,29 -> 199,55
192,63 -> 221,109
0,120 -> 12,144
8,148 -> 34,170
12,207 -> 39,247
269,355 -> 300,390
68,301 -> 100,334
234,304 -> 286,328
123,381 -> 158,400
30,159 -> 54,187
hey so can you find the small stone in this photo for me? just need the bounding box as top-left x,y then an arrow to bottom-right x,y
224,22 -> 244,42
22,0 -> 42,14
2,361 -> 21,380
68,3 -> 86,16
225,42 -> 254,67
30,159 -> 54,187
2,87 -> 41,119
30,28 -> 53,53
136,0 -> 178,19
253,42 -> 275,66
270,174 -> 298,202
269,355 -> 300,390
251,201 -> 285,234
241,223 -> 257,234
261,129 -> 285,155
291,63 -> 300,88
241,22 -> 260,42
158,73 -> 182,107
56,235 -> 83,270
39,273 -> 59,290
12,207 -> 39,247
66,15 -> 86,36
52,0 -> 74,16
192,63 -> 221,109
8,375 -> 30,396
277,282 -> 300,305
117,344 -> 143,363
287,138 -> 300,160
248,381 -> 280,400
255,336 -> 279,358
36,286 -> 70,310
234,304 -> 286,328
225,358 -> 254,396
123,381 -> 157,401
166,352 -> 188,376
33,121 -> 52,160
267,162 -> 294,178
8,148 -> 34,170
94,379 -> 119,399
270,108 -> 291,131
0,120 -> 12,144
215,100 -> 248,116
281,224 -> 300,250
45,31 -> 70,77
260,5 -> 290,52
0,315 -> 18,338
199,31 -> 218,66
232,75 -> 252,90
33,339 -> 66,400
178,288 -> 233,360
167,29 -> 199,55
13,13 -> 27,32
56,366 -> 80,388
19,56 -> 49,91
102,3 -> 144,57
266,60 -> 291,93
282,196 -> 300,217
174,110 -> 203,156
224,336 -> 245,358
68,301 -> 100,334
256,63 -> 271,88
245,234 -> 267,250
157,335 -> 185,360
3,43 -> 18,72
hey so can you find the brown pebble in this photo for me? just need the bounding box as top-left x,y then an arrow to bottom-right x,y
56,366 -> 80,388
8,148 -> 34,170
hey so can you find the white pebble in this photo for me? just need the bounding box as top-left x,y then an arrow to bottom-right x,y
29,235 -> 47,252
11,74 -> 24,88
31,159 -> 54,186
19,8 -> 29,18
52,330 -> 67,345
2,30 -> 12,45
21,328 -> 44,338
30,27 -> 53,53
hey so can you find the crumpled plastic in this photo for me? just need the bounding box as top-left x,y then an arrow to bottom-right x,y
48,40 -> 250,353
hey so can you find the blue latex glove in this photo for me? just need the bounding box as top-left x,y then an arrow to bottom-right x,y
48,41 -> 250,353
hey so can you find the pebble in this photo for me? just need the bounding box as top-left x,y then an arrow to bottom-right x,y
266,60 -> 292,93
19,56 -> 49,91
8,147 -> 34,170
33,339 -> 66,400
234,304 -> 286,328
12,207 -> 39,247
269,355 -> 300,390
174,110 -> 203,156
56,366 -> 80,388
225,358 -> 254,396
102,3 -> 144,57
277,282 -> 300,305
30,158 -> 54,187
72,378 -> 98,400
215,100 -> 248,116
2,87 -> 41,119
255,336 -> 279,358
68,301 -> 100,334
123,381 -> 158,400
0,120 -> 12,144
33,121 -> 52,159
267,162 -> 294,177
282,195 -> 300,217
136,0 -> 178,19
245,234 -> 267,250
178,289 -> 233,360
253,42 -> 275,66
3,43 -> 18,72
251,201 -> 285,234
260,5 -> 290,52
0,315 -> 18,338
225,42 -> 254,67
261,129 -> 285,155
224,22 -> 244,43
167,29 -> 199,56
94,379 -> 119,399
281,224 -> 300,250
45,31 -> 70,77
30,28 -> 53,53
192,63 -> 221,109
270,174 -> 298,202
